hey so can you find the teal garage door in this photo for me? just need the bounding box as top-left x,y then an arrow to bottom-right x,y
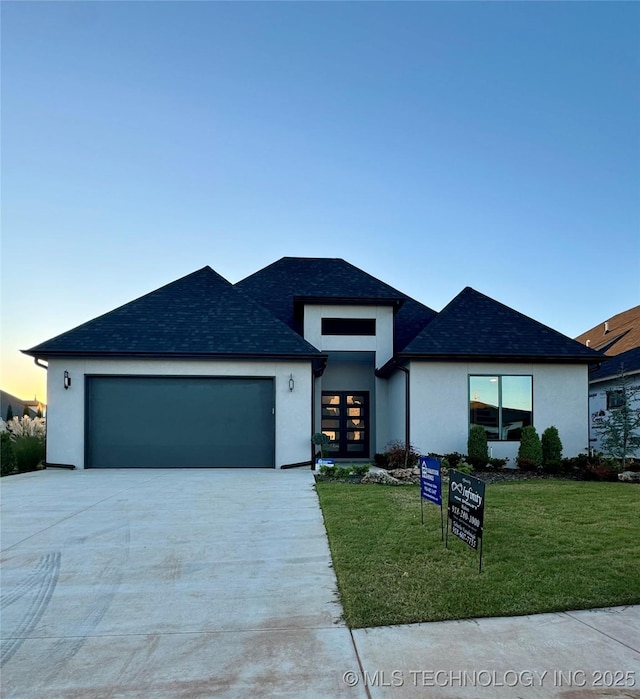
86,376 -> 275,468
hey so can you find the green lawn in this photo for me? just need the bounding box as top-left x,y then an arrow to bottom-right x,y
315,479 -> 640,629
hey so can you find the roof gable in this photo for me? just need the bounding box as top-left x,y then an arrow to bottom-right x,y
236,257 -> 437,352
24,267 -> 322,358
402,287 -> 603,361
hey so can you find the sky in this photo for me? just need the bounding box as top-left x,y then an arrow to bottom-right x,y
2,1 -> 639,404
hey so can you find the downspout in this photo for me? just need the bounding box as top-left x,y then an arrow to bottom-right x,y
396,364 -> 411,468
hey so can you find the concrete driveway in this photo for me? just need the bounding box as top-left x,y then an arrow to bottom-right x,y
1,469 -> 365,698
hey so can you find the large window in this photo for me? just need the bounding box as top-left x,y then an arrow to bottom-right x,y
469,375 -> 532,441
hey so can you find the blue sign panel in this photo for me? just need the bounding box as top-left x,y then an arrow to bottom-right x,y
419,456 -> 442,505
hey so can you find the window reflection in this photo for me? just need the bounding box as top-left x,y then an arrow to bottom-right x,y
469,375 -> 532,441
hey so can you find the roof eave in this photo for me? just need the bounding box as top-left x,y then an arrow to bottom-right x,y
397,352 -> 604,364
21,349 -> 326,362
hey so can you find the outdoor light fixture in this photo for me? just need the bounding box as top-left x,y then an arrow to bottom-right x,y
288,374 -> 295,392
64,371 -> 71,390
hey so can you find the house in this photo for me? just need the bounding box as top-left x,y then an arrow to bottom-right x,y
23,258 -> 602,469
575,306 -> 640,453
0,390 -> 44,420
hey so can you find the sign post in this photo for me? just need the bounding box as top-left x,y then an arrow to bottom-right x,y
446,470 -> 486,573
419,456 -> 444,540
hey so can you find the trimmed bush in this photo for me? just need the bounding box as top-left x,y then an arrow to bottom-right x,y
541,426 -> 563,473
517,426 -> 542,471
467,425 -> 489,470
1,433 -> 17,476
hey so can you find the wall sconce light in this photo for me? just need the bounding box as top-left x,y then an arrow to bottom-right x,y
64,371 -> 71,390
288,374 -> 295,392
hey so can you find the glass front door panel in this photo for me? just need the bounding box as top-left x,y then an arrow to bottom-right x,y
321,392 -> 369,458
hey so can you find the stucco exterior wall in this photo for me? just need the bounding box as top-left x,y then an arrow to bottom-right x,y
384,370 -> 407,451
45,358 -> 313,469
408,361 -> 589,462
303,304 -> 394,368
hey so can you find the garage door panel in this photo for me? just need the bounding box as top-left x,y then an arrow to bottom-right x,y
86,377 -> 275,468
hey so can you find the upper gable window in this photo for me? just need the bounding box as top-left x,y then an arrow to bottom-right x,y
321,318 -> 376,336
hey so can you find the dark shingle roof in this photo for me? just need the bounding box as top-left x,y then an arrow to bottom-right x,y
590,346 -> 640,382
401,287 -> 604,362
23,267 -> 323,359
236,257 -> 437,352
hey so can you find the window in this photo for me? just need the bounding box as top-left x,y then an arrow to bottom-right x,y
469,375 -> 532,441
321,318 -> 376,336
606,390 -> 624,410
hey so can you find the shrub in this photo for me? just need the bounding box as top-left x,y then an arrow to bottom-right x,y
517,426 -> 542,471
488,457 -> 509,470
541,426 -> 563,473
6,416 -> 46,474
1,433 -> 17,476
457,461 -> 473,475
373,453 -> 389,469
318,463 -> 370,481
467,425 -> 489,470
443,452 -> 465,469
14,436 -> 45,473
583,454 -> 621,482
383,440 -> 419,470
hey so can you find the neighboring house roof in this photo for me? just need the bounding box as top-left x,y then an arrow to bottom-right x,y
235,257 -> 437,352
0,391 -> 38,419
400,287 -> 604,362
589,346 -> 640,383
23,267 -> 324,360
575,305 -> 640,356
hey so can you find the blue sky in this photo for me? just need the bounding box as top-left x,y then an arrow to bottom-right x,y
2,1 -> 639,403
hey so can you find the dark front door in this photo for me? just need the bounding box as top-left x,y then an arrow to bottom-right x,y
321,392 -> 369,458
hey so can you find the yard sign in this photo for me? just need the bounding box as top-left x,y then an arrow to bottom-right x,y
419,456 -> 444,540
446,470 -> 486,573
